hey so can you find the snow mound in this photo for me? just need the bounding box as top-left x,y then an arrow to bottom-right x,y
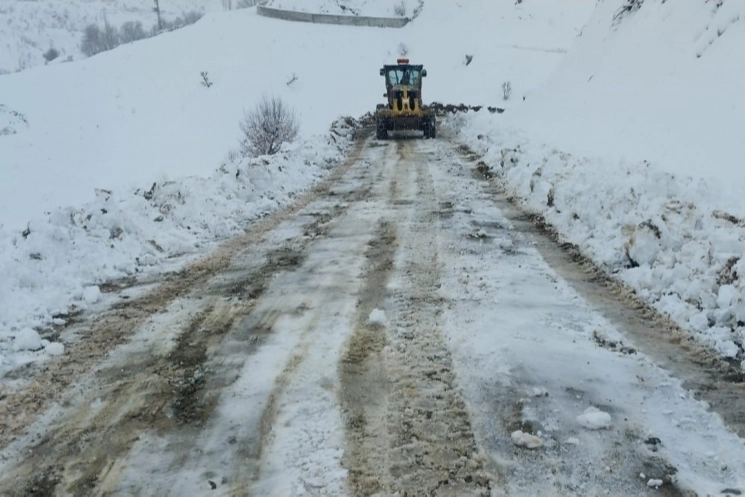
511,430 -> 543,449
576,406 -> 611,430
13,328 -> 42,351
368,308 -> 388,327
45,342 -> 65,356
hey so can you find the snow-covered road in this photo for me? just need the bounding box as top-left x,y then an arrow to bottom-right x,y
0,133 -> 744,496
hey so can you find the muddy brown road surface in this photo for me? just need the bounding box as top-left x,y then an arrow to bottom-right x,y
1,133 -> 744,497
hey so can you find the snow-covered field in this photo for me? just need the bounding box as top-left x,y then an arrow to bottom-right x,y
0,0 -> 223,74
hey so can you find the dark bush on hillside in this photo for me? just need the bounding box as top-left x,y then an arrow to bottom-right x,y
80,24 -> 107,56
120,21 -> 147,44
43,47 -> 59,62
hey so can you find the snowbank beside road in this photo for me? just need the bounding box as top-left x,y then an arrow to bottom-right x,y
0,118 -> 360,376
447,113 -> 745,364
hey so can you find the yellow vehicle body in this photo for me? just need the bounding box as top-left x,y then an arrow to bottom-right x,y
376,59 -> 436,139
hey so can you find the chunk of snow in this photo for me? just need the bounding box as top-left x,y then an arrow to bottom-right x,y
565,437 -> 580,445
647,479 -> 663,488
13,328 -> 42,351
45,342 -> 65,356
368,309 -> 387,327
511,430 -> 543,449
83,285 -> 102,304
741,360 -> 745,372
576,406 -> 611,430
715,339 -> 739,359
717,284 -> 737,309
532,387 -> 548,397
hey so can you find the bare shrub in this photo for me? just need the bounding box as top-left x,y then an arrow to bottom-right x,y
43,47 -> 59,62
102,14 -> 120,51
502,81 -> 512,100
222,0 -> 233,10
182,10 -> 203,25
239,96 -> 299,158
153,0 -> 163,32
120,20 -> 147,43
393,1 -> 407,17
80,24 -> 106,56
613,0 -> 644,23
200,71 -> 213,88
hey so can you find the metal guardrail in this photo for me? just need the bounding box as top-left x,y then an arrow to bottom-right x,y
256,3 -> 409,28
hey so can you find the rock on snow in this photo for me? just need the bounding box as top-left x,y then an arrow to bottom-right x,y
576,406 -> 611,430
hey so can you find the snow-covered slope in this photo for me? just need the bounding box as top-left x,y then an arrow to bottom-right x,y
512,0 -> 745,190
0,0 -> 594,231
0,0 -> 221,74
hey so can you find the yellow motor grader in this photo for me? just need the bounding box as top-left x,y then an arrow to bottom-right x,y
376,58 -> 436,139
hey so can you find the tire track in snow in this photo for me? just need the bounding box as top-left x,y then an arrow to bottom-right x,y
430,136 -> 741,495
0,131 -> 374,497
0,130 -> 372,455
340,139 -> 494,496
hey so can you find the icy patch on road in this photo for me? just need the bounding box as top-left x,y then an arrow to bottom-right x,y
576,406 -> 611,430
447,114 -> 745,362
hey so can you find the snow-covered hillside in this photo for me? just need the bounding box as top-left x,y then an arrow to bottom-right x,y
0,0 -> 222,74
0,0 -> 593,358
513,0 -> 745,190
0,0 -> 593,231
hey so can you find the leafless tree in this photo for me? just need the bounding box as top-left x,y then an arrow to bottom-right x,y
120,20 -> 147,43
502,81 -> 512,100
239,96 -> 299,158
153,0 -> 163,32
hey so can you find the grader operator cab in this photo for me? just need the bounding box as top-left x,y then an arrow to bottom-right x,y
376,59 -> 436,139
